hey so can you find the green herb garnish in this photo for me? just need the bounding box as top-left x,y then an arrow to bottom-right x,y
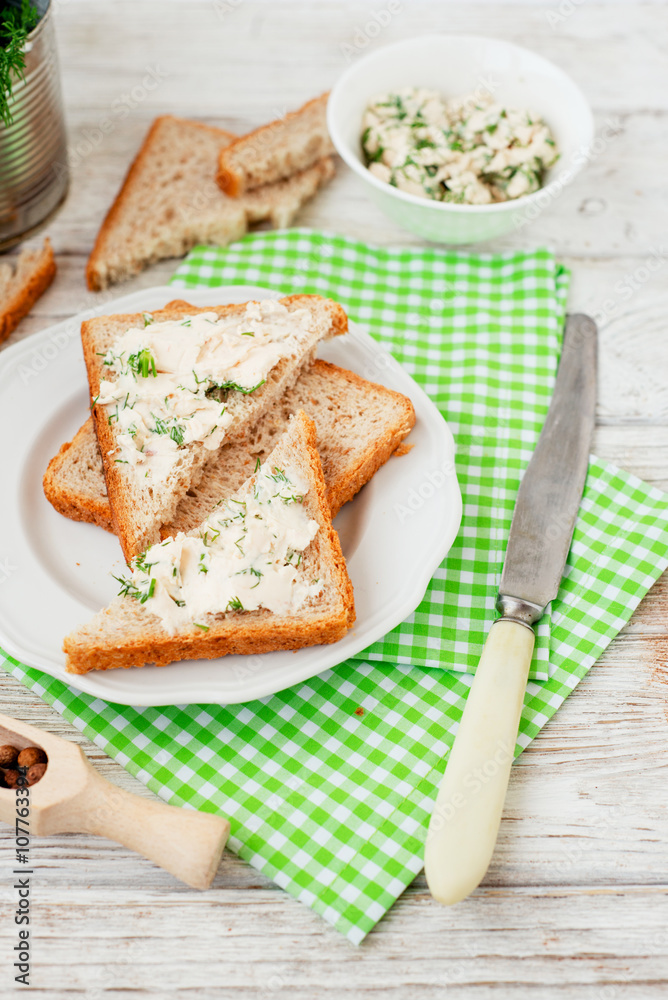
151,414 -> 186,446
128,348 -> 157,379
268,467 -> 289,484
205,377 -> 266,401
114,574 -> 156,604
0,0 -> 39,128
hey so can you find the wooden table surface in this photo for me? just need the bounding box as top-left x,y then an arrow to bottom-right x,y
2,1 -> 668,997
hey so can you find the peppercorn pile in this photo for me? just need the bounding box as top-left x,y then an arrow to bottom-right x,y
0,743 -> 48,787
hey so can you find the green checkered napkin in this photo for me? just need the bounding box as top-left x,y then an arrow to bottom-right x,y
4,231 -> 668,945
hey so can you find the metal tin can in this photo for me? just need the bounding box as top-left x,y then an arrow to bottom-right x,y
0,0 -> 69,251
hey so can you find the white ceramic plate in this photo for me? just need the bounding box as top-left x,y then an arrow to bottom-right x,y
0,285 -> 462,707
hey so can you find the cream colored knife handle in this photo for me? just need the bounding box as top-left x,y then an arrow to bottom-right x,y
424,618 -> 535,905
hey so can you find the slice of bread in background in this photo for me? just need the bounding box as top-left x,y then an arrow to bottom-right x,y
43,360 -> 416,533
63,411 -> 355,674
84,295 -> 347,561
0,238 -> 56,344
242,156 -> 334,229
85,116 -> 335,291
217,93 -> 335,197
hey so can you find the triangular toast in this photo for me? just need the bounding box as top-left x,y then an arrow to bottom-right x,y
64,411 -> 355,674
83,295 -> 347,561
86,115 -> 334,291
0,238 -> 56,344
217,93 -> 334,196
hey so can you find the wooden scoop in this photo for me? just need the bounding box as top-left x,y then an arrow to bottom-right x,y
0,712 -> 229,889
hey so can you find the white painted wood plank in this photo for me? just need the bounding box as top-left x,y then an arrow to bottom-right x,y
16,887 -> 668,997
52,1 -> 668,116
31,104 -> 668,260
2,2 -> 668,996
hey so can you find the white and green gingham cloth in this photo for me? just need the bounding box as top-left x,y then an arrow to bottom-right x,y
4,231 -> 668,944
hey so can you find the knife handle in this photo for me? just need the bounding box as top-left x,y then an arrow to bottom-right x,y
424,618 -> 535,905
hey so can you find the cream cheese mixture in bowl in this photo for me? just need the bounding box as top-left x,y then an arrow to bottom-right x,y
328,35 -> 594,244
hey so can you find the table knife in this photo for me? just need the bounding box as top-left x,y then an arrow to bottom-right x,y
424,313 -> 597,905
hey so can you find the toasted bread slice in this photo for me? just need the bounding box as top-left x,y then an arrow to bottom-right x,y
63,411 -> 355,674
43,359 -> 416,533
44,420 -> 111,530
83,295 -> 347,561
85,115 -> 334,291
217,93 -> 335,197
0,238 -> 56,344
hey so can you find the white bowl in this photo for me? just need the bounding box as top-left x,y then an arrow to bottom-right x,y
327,34 -> 595,245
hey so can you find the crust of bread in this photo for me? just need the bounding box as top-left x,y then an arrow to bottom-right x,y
63,411 -> 355,673
83,295 -> 348,561
42,421 -> 112,531
65,615 -> 350,674
0,239 -> 56,343
314,362 -> 416,515
86,117 -> 236,291
217,93 -> 334,196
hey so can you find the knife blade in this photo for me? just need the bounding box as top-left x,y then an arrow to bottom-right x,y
499,313 -> 597,618
424,313 -> 597,906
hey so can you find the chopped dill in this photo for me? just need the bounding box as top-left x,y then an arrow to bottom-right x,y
0,0 -> 39,127
128,348 -> 157,379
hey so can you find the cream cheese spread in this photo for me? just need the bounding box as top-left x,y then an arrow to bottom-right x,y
115,459 -> 323,634
96,300 -> 310,483
362,88 -> 559,205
